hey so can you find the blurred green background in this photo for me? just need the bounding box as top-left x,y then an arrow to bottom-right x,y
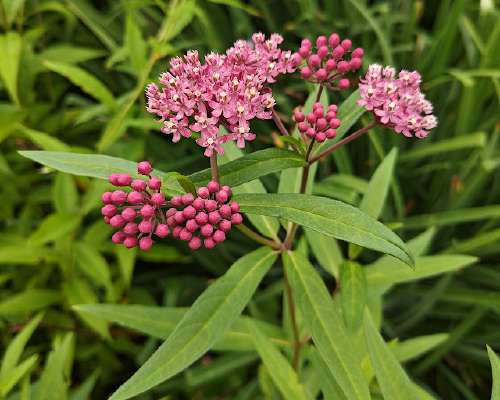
0,0 -> 499,399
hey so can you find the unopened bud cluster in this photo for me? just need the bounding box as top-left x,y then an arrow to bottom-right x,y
296,33 -> 364,89
294,102 -> 340,142
101,162 -> 241,251
167,181 -> 242,250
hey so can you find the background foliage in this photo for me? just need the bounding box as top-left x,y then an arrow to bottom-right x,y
0,0 -> 499,399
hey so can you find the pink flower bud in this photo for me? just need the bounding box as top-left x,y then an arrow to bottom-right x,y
350,57 -> 362,70
328,33 -> 340,48
182,205 -> 196,219
314,107 -> 324,118
300,67 -> 312,79
197,186 -> 210,199
182,193 -> 195,205
201,224 -> 214,237
316,35 -> 328,48
341,39 -> 352,50
326,129 -> 337,139
112,231 -> 126,244
148,176 -> 161,190
306,127 -> 316,138
127,191 -> 143,204
326,111 -> 337,120
337,60 -> 350,73
204,199 -> 217,212
123,236 -> 137,248
131,179 -> 147,192
166,208 -> 177,218
140,204 -> 155,218
316,131 -> 326,142
301,38 -> 312,49
317,46 -> 329,59
110,215 -> 126,228
328,104 -> 338,113
207,181 -> 220,193
325,59 -> 336,71
216,190 -> 228,203
189,236 -> 202,250
330,118 -> 341,128
338,79 -> 350,89
291,53 -> 302,66
306,113 -> 317,124
352,48 -> 364,58
192,198 -> 205,210
186,219 -> 199,232
111,190 -> 127,205
171,196 -> 183,207
316,118 -> 327,130
138,220 -> 153,233
298,122 -> 309,132
219,219 -> 232,232
219,204 -> 232,218
315,68 -> 328,81
117,174 -> 132,186
123,222 -> 139,235
139,237 -> 153,251
298,46 -> 310,58
122,207 -> 137,222
208,211 -> 221,224
213,230 -> 226,243
172,226 -> 182,238
204,238 -> 216,249
109,173 -> 120,186
101,192 -> 113,204
230,202 -> 240,213
101,204 -> 117,217
333,46 -> 345,59
137,161 -> 152,175
174,211 -> 185,224
293,110 -> 305,122
231,213 -> 243,225
151,193 -> 165,206
221,185 -> 232,197
195,212 -> 209,225
179,229 -> 192,241
308,54 -> 321,67
103,216 -> 110,224
155,224 -> 169,238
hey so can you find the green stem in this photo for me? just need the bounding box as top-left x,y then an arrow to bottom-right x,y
235,224 -> 282,250
283,268 -> 302,370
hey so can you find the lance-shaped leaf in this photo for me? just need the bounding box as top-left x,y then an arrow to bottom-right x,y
339,261 -> 366,332
363,309 -> 419,400
109,247 -> 277,400
249,321 -> 311,400
487,345 -> 500,400
236,193 -> 413,266
283,251 -> 370,400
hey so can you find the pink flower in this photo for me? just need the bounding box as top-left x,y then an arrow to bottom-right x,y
358,64 -> 437,138
146,33 -> 296,156
294,102 -> 340,142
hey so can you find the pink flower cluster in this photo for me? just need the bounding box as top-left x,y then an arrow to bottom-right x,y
296,33 -> 364,89
146,33 -> 298,157
294,102 -> 340,142
101,161 -> 169,251
358,65 -> 437,138
167,181 -> 242,250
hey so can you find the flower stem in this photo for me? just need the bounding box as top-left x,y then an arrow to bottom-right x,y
235,224 -> 282,250
315,85 -> 324,103
308,121 -> 378,165
283,267 -> 302,370
272,108 -> 291,136
210,153 -> 220,183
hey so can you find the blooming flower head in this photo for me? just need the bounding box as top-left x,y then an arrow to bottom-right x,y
358,64 -> 437,138
146,33 -> 298,156
294,102 -> 340,142
295,33 -> 364,89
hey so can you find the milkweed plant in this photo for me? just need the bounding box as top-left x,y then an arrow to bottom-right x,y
23,31 -> 473,400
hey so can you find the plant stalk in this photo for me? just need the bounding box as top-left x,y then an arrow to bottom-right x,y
235,224 -> 282,250
283,268 -> 302,370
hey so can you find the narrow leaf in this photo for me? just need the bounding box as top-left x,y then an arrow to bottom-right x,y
339,261 -> 366,332
487,345 -> 500,400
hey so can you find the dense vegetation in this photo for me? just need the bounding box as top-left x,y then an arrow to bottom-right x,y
0,0 -> 499,399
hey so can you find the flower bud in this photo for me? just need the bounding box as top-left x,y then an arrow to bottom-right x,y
338,79 -> 350,89
123,236 -> 137,248
101,192 -> 113,204
197,186 -> 210,199
213,230 -> 226,243
127,191 -> 143,204
137,161 -> 152,175
110,215 -> 126,228
138,220 -> 153,233
195,212 -> 209,225
207,181 -> 220,193
131,179 -> 147,192
122,207 -> 137,222
231,213 -> 243,225
151,193 -> 165,206
155,224 -> 170,238
201,224 -> 214,237
328,33 -> 340,48
189,236 -> 202,250
148,176 -> 161,190
182,205 -> 196,219
182,193 -> 195,205
112,232 -> 126,244
204,238 -> 216,249
140,204 -> 155,218
139,237 -> 153,251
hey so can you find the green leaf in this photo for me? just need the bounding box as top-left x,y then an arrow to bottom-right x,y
0,354 -> 38,397
0,245 -> 51,265
109,247 -> 277,400
359,148 -> 398,219
366,255 -> 477,292
157,0 -> 196,43
0,32 -> 22,105
339,261 -> 366,332
305,229 -> 343,277
249,321 -> 311,400
235,193 -> 414,266
283,251 -> 370,400
38,45 -> 106,64
0,290 -> 60,316
18,125 -> 70,152
73,243 -> 112,291
363,309 -> 419,400
53,173 -> 78,214
190,148 -> 306,187
392,333 -> 449,363
28,213 -> 80,246
309,348 -> 348,400
208,0 -> 260,16
43,61 -> 116,109
74,304 -> 288,351
487,345 -> 500,400
124,13 -> 147,73
1,313 -> 43,377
